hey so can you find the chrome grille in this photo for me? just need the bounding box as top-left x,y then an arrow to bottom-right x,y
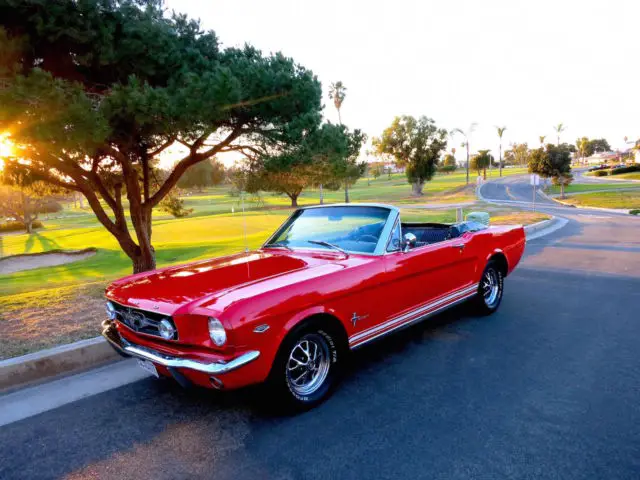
111,303 -> 177,340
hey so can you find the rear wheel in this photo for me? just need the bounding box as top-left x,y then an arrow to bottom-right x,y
268,321 -> 343,411
475,261 -> 504,315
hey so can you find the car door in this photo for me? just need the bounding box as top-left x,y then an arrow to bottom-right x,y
379,231 -> 478,329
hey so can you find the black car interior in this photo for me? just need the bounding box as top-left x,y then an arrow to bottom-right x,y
401,221 -> 487,247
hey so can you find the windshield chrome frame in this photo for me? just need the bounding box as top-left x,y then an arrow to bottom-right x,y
261,203 -> 400,257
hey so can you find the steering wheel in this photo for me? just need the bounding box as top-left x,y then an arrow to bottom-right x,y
356,234 -> 378,243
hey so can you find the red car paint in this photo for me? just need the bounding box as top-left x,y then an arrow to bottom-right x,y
105,207 -> 525,390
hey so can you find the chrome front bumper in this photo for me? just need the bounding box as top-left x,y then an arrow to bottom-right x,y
101,320 -> 260,375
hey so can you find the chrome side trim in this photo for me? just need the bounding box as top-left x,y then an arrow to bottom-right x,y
349,283 -> 479,348
349,292 -> 477,349
102,320 -> 260,375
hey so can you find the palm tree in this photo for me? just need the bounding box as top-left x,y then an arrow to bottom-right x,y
328,81 -> 349,202
328,81 -> 347,125
539,135 -> 546,147
576,137 -> 589,165
451,123 -> 478,184
495,126 -> 507,177
554,123 -> 566,145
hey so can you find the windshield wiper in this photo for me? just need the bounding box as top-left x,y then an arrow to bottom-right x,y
307,240 -> 349,258
263,243 -> 293,252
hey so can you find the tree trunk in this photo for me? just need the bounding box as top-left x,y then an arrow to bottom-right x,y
344,184 -> 350,203
465,146 -> 470,185
131,249 -> 157,274
288,193 -> 299,207
25,219 -> 33,234
319,184 -> 324,205
412,181 -> 424,196
560,183 -> 565,199
483,167 -> 487,180
499,144 -> 503,177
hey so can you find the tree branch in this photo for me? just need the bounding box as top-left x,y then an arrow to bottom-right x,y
148,136 -> 176,157
147,127 -> 243,208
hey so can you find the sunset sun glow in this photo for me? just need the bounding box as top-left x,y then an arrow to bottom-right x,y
0,133 -> 15,170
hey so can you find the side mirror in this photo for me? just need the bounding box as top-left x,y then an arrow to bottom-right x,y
403,232 -> 417,252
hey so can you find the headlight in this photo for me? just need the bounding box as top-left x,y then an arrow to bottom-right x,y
208,317 -> 227,346
158,319 -> 176,340
105,301 -> 117,320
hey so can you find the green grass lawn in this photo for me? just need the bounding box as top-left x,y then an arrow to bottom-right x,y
547,183 -> 640,195
613,172 -> 640,181
561,190 -> 640,210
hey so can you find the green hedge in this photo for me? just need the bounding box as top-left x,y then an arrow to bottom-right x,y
594,170 -> 609,177
610,165 -> 640,175
0,220 -> 43,233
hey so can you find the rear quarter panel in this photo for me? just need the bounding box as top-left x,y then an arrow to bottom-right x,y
473,225 -> 526,281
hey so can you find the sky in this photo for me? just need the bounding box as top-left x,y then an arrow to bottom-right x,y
168,0 -> 637,163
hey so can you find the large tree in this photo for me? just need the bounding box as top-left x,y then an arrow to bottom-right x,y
470,150 -> 493,179
0,0 -> 322,272
177,158 -> 226,190
529,144 -> 573,198
373,116 -> 447,196
0,169 -> 62,233
246,123 -> 364,207
503,143 -> 530,167
587,138 -> 611,156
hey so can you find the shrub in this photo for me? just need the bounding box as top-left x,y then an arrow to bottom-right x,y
37,199 -> 63,214
610,165 -> 640,175
159,194 -> 192,218
630,209 -> 640,215
0,220 -> 43,232
594,170 -> 609,177
437,165 -> 457,174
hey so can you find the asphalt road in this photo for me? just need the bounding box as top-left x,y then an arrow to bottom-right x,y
2,177 -> 640,480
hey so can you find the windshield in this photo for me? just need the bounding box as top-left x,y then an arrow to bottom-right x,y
265,206 -> 391,254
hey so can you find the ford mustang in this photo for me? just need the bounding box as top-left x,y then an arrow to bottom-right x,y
103,204 -> 525,409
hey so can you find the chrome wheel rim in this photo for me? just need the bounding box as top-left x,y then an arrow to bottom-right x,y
483,268 -> 500,308
286,334 -> 330,396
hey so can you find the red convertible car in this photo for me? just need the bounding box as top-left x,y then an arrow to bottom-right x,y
103,204 -> 525,409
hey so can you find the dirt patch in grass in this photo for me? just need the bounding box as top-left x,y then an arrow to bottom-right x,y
0,248 -> 97,275
0,282 -> 106,359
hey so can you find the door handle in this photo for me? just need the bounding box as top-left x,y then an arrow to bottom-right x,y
452,243 -> 465,250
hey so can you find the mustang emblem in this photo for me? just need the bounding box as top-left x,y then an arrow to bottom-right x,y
351,312 -> 369,326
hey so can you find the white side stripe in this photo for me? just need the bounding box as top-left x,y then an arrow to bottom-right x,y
349,283 -> 479,346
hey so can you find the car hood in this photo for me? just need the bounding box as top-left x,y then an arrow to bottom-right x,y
106,250 -> 322,315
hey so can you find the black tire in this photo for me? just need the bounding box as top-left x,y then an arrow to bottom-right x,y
267,320 -> 343,411
474,261 -> 504,315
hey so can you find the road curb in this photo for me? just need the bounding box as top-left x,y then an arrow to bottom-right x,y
523,216 -> 569,241
0,336 -> 121,393
524,216 -> 556,235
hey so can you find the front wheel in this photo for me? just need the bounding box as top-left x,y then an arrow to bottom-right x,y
474,261 -> 504,315
268,323 -> 342,411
